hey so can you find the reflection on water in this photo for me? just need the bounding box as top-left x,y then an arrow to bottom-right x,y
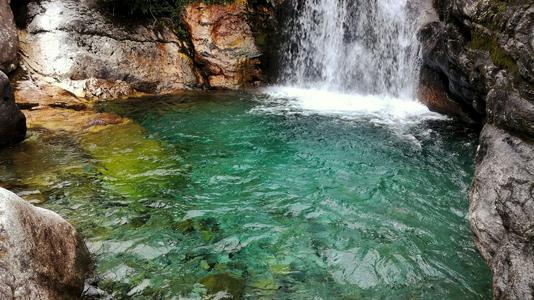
0,91 -> 491,299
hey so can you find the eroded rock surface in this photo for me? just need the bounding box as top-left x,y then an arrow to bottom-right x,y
184,3 -> 263,89
0,0 -> 18,73
0,188 -> 91,299
470,125 -> 534,299
0,71 -> 26,147
18,0 -> 203,98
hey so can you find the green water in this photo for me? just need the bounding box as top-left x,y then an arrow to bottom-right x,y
0,92 -> 491,299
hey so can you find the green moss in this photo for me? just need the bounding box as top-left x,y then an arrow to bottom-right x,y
470,32 -> 519,76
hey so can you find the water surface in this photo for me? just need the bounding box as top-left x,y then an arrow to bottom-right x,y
0,91 -> 491,299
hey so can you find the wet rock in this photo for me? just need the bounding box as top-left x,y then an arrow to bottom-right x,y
18,0 -> 203,98
0,188 -> 91,299
0,71 -> 26,147
184,3 -> 263,89
0,0 -> 18,73
470,125 -> 534,299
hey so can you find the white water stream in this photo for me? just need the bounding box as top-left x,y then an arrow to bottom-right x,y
264,0 -> 441,123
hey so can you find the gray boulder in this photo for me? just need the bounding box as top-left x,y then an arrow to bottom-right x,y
0,188 -> 91,299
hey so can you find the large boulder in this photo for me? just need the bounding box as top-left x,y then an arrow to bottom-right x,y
0,71 -> 26,147
0,0 -> 18,73
0,188 -> 91,299
183,3 -> 263,89
470,125 -> 534,299
18,0 -> 203,98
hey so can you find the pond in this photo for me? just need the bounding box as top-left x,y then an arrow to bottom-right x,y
0,90 -> 491,299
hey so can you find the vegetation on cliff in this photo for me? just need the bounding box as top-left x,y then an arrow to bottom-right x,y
99,0 -> 272,20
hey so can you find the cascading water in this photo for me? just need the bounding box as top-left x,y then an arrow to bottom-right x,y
281,0 -> 421,98
264,0 -> 438,123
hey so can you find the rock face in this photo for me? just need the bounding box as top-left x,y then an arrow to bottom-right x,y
420,1 -> 534,298
0,188 -> 91,299
0,0 -> 18,73
18,0 -> 203,97
0,71 -> 26,147
470,125 -> 534,299
184,3 -> 263,89
419,0 -> 533,122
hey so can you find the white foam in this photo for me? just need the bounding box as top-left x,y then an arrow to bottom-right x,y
255,86 -> 446,125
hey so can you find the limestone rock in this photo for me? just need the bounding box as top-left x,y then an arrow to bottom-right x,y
184,3 -> 263,89
0,0 -> 18,73
0,71 -> 26,147
470,125 -> 534,299
18,0 -> 203,98
0,188 -> 91,299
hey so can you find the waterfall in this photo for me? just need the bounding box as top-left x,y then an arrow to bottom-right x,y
280,0 -> 421,99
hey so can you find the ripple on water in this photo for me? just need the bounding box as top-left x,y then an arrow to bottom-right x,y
0,91 -> 491,299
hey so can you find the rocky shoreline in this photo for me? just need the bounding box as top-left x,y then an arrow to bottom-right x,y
0,0 -> 532,298
418,0 -> 534,298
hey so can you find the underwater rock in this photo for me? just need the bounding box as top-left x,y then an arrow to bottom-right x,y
200,273 -> 245,300
0,188 -> 91,299
0,71 -> 26,147
0,0 -> 18,73
184,3 -> 263,89
18,0 -> 203,98
470,125 -> 534,299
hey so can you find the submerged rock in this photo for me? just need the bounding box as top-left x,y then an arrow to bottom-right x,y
0,188 -> 91,299
470,125 -> 534,299
184,3 -> 263,89
0,0 -> 18,73
0,71 -> 26,147
200,273 -> 245,300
